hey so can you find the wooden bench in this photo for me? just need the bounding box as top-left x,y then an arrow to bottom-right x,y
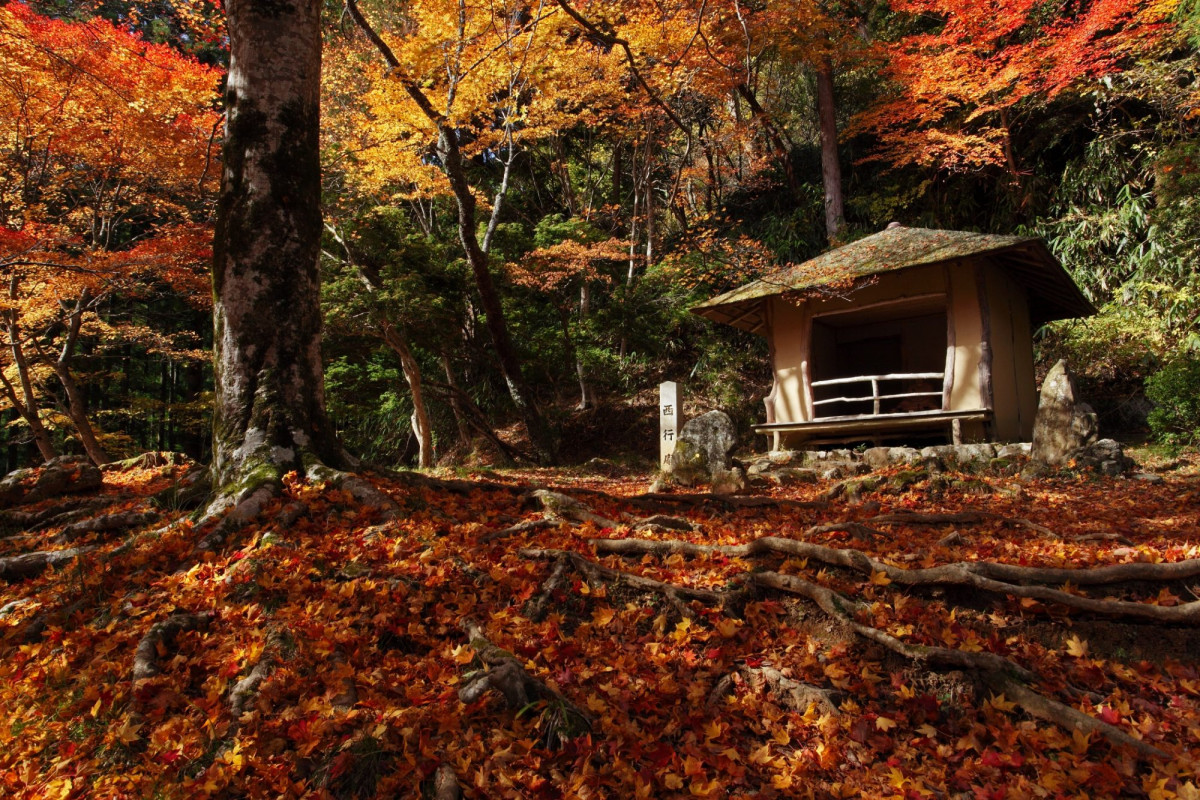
754,408 -> 993,448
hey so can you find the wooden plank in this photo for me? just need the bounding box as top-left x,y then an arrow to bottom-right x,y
811,372 -> 944,387
813,391 -> 943,407
753,410 -> 991,438
755,408 -> 991,432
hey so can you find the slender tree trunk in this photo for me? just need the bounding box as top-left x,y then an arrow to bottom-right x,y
438,128 -> 557,464
2,284 -> 56,461
380,322 -> 434,468
211,0 -> 346,494
735,83 -> 797,192
440,353 -> 473,450
49,291 -> 110,466
575,284 -> 593,410
816,60 -> 844,240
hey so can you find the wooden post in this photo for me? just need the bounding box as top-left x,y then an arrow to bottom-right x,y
659,381 -> 679,468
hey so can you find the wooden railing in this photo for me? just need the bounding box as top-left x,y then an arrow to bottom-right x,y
811,372 -> 944,417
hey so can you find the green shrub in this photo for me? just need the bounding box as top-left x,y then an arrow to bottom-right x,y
1146,357 -> 1200,447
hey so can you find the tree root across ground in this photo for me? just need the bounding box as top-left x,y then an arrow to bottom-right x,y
0,459 -> 1198,797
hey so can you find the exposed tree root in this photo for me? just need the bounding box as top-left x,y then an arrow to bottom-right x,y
194,483 -> 281,553
530,490 -> 622,528
634,514 -> 696,532
524,554 -> 572,622
457,618 -> 591,749
591,535 -> 1200,624
0,496 -> 121,534
132,612 -> 214,683
867,510 -> 1059,540
985,672 -> 1168,760
625,492 -> 826,513
431,764 -> 461,800
480,518 -> 559,544
523,541 -> 1168,760
53,510 -> 158,543
749,570 -> 1168,760
709,663 -> 840,715
0,545 -> 96,581
521,548 -> 731,609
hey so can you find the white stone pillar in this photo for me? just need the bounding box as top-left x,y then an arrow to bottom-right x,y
659,381 -> 679,468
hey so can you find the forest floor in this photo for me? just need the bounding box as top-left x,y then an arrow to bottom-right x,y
1,451 -> 1199,799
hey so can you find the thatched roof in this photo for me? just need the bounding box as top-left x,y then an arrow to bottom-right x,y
692,225 -> 1095,333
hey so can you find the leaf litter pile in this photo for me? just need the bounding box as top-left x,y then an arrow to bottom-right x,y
1,455 -> 1199,798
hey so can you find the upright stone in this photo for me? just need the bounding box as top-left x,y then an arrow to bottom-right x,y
659,381 -> 679,469
1031,360 -> 1098,466
659,410 -> 745,494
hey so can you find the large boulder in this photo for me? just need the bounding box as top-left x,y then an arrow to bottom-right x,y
658,410 -> 745,494
1031,360 -> 1098,466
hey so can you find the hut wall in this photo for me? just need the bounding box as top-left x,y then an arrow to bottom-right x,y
979,262 -> 1037,440
766,297 -> 812,425
945,262 -> 987,440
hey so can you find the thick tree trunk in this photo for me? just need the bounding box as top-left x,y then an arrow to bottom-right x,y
211,0 -> 346,495
381,322 -> 434,468
815,60 -> 844,240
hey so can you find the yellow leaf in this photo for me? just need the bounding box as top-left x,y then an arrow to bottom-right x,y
664,773 -> 684,789
44,778 -> 72,800
772,727 -> 791,745
988,693 -> 1016,713
869,571 -> 892,586
749,743 -> 773,764
90,698 -> 103,717
876,716 -> 897,731
592,607 -> 615,626
114,717 -> 142,745
586,695 -> 608,713
451,645 -> 474,664
714,618 -> 741,638
1065,636 -> 1089,658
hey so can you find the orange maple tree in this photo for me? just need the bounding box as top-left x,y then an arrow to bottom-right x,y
0,2 -> 220,464
851,0 -> 1178,179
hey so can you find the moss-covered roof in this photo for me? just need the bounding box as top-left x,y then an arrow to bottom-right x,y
692,225 -> 1094,333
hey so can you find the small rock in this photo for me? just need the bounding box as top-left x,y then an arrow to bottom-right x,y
766,468 -> 819,487
1072,439 -> 1135,476
767,450 -> 794,465
952,443 -> 998,470
711,467 -> 748,496
996,443 -> 1031,460
1132,473 -> 1164,485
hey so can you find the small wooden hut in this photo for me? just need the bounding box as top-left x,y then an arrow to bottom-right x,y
692,225 -> 1094,448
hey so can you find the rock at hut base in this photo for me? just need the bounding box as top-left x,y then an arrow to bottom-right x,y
1031,360 -> 1098,466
